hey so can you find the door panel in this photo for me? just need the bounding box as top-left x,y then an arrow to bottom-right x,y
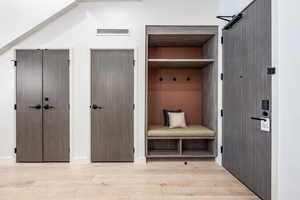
222,21 -> 245,180
222,1 -> 271,199
16,50 -> 43,162
43,50 -> 70,162
243,1 -> 272,199
91,50 -> 134,162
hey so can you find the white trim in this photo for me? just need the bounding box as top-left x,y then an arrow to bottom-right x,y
68,48 -> 74,163
271,0 -> 279,199
134,156 -> 146,164
216,25 -> 223,166
0,156 -> 15,165
71,156 -> 90,164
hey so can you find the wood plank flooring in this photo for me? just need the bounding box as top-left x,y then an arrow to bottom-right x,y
0,161 -> 259,200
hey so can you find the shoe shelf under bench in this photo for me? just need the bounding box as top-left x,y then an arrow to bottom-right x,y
147,137 -> 216,158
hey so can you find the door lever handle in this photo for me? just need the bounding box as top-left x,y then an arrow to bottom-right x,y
91,104 -> 102,110
29,104 -> 42,109
43,104 -> 55,110
251,117 -> 267,121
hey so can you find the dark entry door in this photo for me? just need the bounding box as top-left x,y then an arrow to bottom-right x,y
16,49 -> 69,162
222,1 -> 271,200
91,50 -> 134,162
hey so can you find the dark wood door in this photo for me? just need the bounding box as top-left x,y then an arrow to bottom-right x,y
16,50 -> 43,162
16,49 -> 69,162
91,50 -> 134,162
43,50 -> 70,162
243,1 -> 272,199
222,19 -> 245,180
222,1 -> 272,200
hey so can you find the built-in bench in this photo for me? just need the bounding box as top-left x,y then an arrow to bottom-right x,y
148,125 -> 215,137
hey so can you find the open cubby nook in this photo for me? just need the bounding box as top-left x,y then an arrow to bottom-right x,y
146,26 -> 218,159
148,138 -> 215,158
148,139 -> 180,157
181,139 -> 215,157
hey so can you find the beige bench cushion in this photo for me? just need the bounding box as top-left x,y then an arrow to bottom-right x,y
148,125 -> 215,137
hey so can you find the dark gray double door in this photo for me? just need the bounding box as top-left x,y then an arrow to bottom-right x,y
16,49 -> 69,162
91,50 -> 134,162
222,1 -> 271,200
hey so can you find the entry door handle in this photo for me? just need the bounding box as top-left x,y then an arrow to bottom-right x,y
251,117 -> 267,122
29,104 -> 42,109
43,104 -> 55,110
91,104 -> 102,110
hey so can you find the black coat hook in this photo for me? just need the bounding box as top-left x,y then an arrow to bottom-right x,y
173,77 -> 177,81
186,77 -> 191,81
159,77 -> 163,81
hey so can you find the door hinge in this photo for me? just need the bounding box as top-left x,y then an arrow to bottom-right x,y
221,146 -> 223,154
221,73 -> 224,80
14,104 -> 17,110
133,148 -> 135,153
133,60 -> 136,67
12,60 -> 17,67
267,67 -> 276,75
14,148 -> 17,154
68,59 -> 70,67
221,109 -> 224,117
133,104 -> 135,110
221,36 -> 224,44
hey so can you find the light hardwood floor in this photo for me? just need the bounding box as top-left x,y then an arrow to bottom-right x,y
0,161 -> 259,200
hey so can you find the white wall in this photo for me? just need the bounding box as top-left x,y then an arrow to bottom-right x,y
217,0 -> 251,15
0,0 -> 75,48
278,0 -> 300,199
0,0 -> 218,164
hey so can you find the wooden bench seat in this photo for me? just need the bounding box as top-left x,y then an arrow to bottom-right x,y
148,125 -> 215,137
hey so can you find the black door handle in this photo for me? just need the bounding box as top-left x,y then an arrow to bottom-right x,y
251,117 -> 267,122
91,104 -> 102,110
43,104 -> 55,110
29,104 -> 42,109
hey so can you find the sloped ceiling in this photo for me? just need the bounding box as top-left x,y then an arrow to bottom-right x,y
0,0 -> 78,54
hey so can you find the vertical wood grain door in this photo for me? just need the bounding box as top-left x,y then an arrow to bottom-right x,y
43,50 -> 70,162
91,50 -> 134,162
222,20 -> 245,181
16,49 -> 69,162
16,50 -> 43,162
222,1 -> 271,200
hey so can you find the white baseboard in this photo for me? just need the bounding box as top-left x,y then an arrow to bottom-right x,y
71,156 -> 90,164
134,156 -> 146,164
0,156 -> 15,165
71,156 -> 146,164
0,156 -> 146,165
